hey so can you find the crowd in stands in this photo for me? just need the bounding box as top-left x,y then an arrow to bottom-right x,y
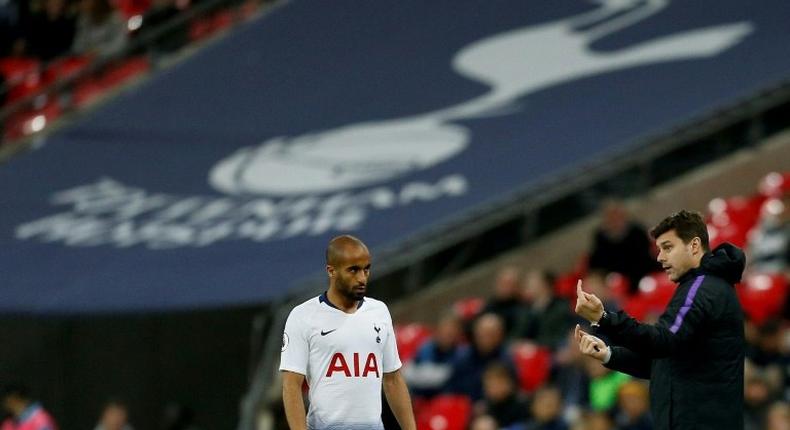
0,383 -> 205,430
0,0 -> 266,142
398,171 -> 790,430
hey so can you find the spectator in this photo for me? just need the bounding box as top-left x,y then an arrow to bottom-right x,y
403,312 -> 464,398
552,330 -> 590,418
748,193 -> 790,275
469,415 -> 499,430
72,0 -> 127,58
0,0 -> 28,56
614,381 -> 652,430
1,384 -> 58,430
523,386 -> 568,430
588,199 -> 658,293
94,400 -> 134,430
136,0 -> 187,53
514,269 -> 572,348
481,266 -> 524,336
583,358 -> 630,412
766,401 -> 790,430
744,372 -> 775,430
579,411 -> 615,430
476,362 -> 529,428
446,313 -> 513,401
582,271 -> 622,317
26,0 -> 76,62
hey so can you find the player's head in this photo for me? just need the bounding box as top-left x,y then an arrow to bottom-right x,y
326,235 -> 371,301
650,210 -> 709,282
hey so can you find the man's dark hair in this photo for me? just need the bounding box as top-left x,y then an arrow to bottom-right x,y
650,210 -> 710,251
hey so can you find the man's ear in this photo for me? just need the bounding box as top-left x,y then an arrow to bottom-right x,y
691,237 -> 703,255
326,265 -> 335,278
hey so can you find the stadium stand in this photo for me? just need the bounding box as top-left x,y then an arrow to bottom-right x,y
0,1 -> 789,430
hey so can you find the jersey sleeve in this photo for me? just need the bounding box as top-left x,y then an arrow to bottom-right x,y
279,307 -> 310,375
382,306 -> 403,373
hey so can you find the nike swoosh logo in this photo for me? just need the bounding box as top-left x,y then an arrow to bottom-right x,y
320,329 -> 337,336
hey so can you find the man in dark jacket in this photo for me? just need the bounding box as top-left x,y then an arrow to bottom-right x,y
574,210 -> 745,430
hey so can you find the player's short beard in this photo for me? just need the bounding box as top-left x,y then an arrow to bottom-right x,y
335,277 -> 365,301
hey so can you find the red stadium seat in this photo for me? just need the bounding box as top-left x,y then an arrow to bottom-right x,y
737,273 -> 788,326
511,341 -> 552,392
758,171 -> 790,198
3,101 -> 62,140
394,323 -> 432,363
416,395 -> 471,430
452,297 -> 484,321
636,272 -> 675,311
622,295 -> 650,321
607,272 -> 631,302
43,56 -> 92,86
0,57 -> 40,84
707,195 -> 765,248
101,56 -> 150,88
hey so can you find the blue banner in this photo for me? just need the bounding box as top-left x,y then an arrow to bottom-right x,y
1,0 -> 788,313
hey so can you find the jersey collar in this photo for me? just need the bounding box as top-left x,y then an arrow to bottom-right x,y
319,291 -> 364,310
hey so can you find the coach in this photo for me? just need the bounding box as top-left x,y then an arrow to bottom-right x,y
575,210 -> 746,430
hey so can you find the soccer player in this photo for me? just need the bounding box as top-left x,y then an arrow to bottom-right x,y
280,235 -> 416,430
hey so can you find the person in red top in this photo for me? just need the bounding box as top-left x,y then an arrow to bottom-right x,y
1,384 -> 58,430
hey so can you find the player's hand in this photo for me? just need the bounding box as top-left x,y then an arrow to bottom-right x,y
574,324 -> 609,362
575,279 -> 604,324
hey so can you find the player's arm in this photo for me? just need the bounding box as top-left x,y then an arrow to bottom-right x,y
383,369 -> 417,430
282,371 -> 308,430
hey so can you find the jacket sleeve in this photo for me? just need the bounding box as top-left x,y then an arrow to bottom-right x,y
604,346 -> 651,379
597,275 -> 714,358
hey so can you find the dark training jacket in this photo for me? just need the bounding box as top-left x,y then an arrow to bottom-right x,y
596,243 -> 746,430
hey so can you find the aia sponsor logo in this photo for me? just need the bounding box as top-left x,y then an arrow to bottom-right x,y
326,352 -> 379,378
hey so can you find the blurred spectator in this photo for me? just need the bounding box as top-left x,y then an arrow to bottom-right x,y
72,0 -> 127,58
522,386 -> 568,430
766,401 -> 790,430
94,400 -> 134,430
445,313 -> 513,401
1,384 -> 58,430
748,193 -> 790,274
481,266 -> 523,336
136,0 -> 188,53
514,269 -> 572,348
588,199 -> 658,293
552,330 -> 590,419
0,0 -> 28,56
744,373 -> 776,430
584,358 -> 630,412
614,381 -> 652,430
582,271 -> 621,313
476,362 -> 529,428
578,411 -> 615,430
469,415 -> 499,430
26,0 -> 76,62
403,312 -> 464,398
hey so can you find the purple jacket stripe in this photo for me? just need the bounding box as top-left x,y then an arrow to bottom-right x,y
669,275 -> 705,334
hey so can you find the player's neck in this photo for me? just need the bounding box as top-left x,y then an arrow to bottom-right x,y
327,287 -> 359,314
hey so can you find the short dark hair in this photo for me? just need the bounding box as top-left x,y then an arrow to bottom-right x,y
650,210 -> 709,251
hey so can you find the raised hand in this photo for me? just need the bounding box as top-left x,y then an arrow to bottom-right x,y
574,279 -> 604,324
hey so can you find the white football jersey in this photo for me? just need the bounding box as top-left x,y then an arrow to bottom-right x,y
280,293 -> 402,430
